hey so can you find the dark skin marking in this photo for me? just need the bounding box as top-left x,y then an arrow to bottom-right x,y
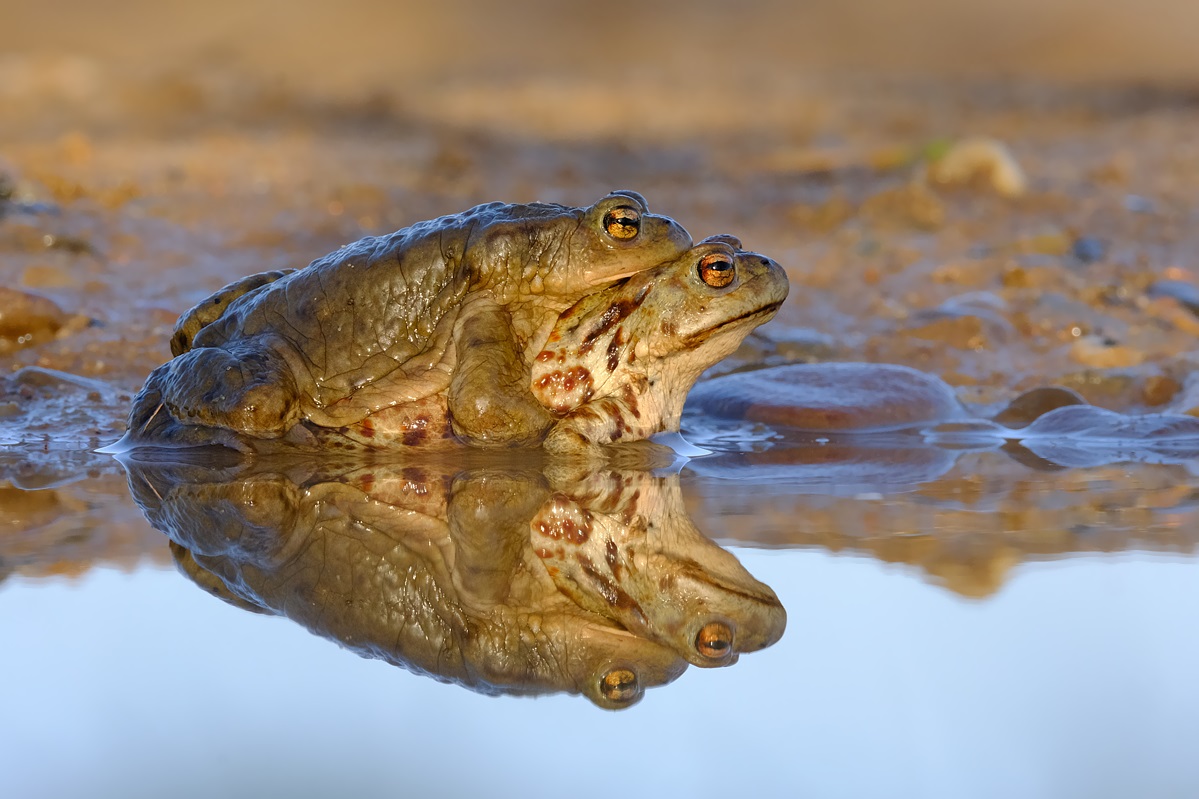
534,366 -> 594,411
605,538 -> 623,580
620,384 -> 641,419
535,497 -> 593,544
606,327 -> 625,373
359,417 -> 375,438
401,415 -> 431,447
577,555 -> 648,625
580,284 -> 650,351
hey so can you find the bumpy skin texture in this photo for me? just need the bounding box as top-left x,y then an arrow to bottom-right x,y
121,460 -> 785,708
122,191 -> 691,452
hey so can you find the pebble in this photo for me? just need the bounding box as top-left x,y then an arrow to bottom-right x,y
1147,280 -> 1199,316
0,286 -> 69,346
928,138 -> 1028,198
992,387 -> 1087,429
688,362 -> 964,432
1071,237 -> 1105,264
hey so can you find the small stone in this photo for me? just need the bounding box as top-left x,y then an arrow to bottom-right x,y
1142,375 -> 1181,407
928,138 -> 1027,198
1071,237 -> 1105,264
1123,195 -> 1154,213
1147,280 -> 1199,316
992,387 -> 1087,429
0,286 -> 69,348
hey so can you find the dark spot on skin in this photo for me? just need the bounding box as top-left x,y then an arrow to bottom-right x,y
535,496 -> 593,544
582,298 -> 641,350
612,413 -> 627,440
357,472 -> 376,493
359,417 -> 375,438
621,384 -> 641,419
534,366 -> 594,411
605,538 -> 623,580
536,350 -> 555,362
659,320 -> 677,337
402,415 -> 431,446
606,327 -> 624,373
401,466 -> 431,486
658,574 -> 677,590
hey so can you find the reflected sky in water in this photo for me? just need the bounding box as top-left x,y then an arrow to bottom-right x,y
4,548 -> 1198,799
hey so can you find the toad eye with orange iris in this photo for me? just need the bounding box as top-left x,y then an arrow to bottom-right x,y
603,206 -> 641,240
698,253 -> 735,288
599,667 -> 640,703
695,621 -> 735,662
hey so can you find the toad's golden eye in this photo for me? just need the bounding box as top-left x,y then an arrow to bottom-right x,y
695,621 -> 735,661
697,254 -> 735,288
599,667 -> 640,704
603,206 -> 641,240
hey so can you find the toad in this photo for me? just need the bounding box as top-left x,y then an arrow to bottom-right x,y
118,216 -> 787,455
117,191 -> 689,453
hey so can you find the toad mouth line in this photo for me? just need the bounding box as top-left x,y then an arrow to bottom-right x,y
681,301 -> 784,348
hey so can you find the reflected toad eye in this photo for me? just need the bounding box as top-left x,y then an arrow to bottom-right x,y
697,254 -> 735,288
599,667 -> 640,704
603,206 -> 641,240
695,621 -> 735,661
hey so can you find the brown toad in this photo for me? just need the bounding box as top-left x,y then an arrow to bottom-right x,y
118,214 -> 786,454
117,191 -> 689,451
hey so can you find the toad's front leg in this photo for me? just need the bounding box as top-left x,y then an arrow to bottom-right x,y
448,301 -> 555,446
543,392 -> 664,455
159,343 -> 302,438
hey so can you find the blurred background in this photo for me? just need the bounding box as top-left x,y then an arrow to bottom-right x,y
5,0 -> 1199,141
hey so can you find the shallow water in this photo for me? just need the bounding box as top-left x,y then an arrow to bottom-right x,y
5,428 -> 1199,798
4,471 -> 1199,799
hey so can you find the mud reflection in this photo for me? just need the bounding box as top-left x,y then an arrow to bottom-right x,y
121,456 -> 785,708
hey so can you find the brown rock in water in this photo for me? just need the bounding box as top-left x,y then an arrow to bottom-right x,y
992,386 -> 1088,429
688,362 -> 964,431
0,286 -> 69,349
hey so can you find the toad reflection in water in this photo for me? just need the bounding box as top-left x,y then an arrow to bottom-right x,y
123,457 -> 786,709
